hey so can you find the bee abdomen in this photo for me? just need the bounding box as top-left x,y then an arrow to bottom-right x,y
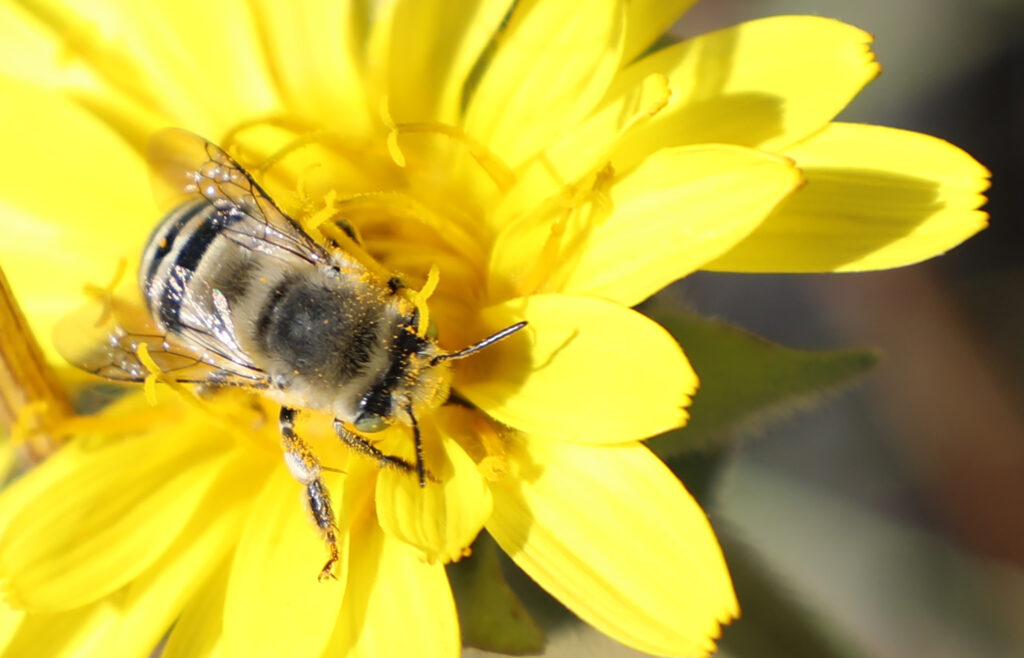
140,199 -> 242,333
140,199 -> 207,297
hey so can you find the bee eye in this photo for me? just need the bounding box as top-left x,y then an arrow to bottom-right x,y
354,413 -> 388,433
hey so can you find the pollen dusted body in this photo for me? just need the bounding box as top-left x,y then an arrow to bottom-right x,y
62,129 -> 524,579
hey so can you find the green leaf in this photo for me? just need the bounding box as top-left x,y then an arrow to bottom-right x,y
447,533 -> 545,654
644,303 -> 879,457
716,524 -> 859,658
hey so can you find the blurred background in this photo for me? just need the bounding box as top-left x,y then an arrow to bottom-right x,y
682,1 -> 1024,656
469,1 -> 1024,656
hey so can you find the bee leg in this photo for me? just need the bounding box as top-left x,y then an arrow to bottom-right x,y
332,419 -> 430,486
306,479 -> 340,582
280,407 -> 340,581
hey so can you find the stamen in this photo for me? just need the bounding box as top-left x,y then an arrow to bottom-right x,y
393,121 -> 516,193
294,162 -> 323,214
253,130 -> 332,176
135,342 -> 214,419
227,123 -> 365,180
305,189 -> 340,231
376,96 -> 517,191
82,258 -> 127,326
516,164 -> 616,297
333,192 -> 483,262
379,97 -> 407,168
10,401 -> 51,448
307,192 -> 394,284
621,73 -> 672,134
135,343 -> 165,406
473,415 -> 508,481
134,343 -> 266,448
404,265 -> 441,338
219,115 -> 318,157
517,208 -> 571,297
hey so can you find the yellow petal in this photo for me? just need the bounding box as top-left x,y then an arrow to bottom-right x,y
116,0 -> 280,132
8,0 -> 278,132
326,523 -> 460,658
0,3 -> 85,88
455,295 -> 696,443
0,77 -> 153,361
0,432 -> 233,612
609,16 -> 879,169
222,468 -> 348,658
0,599 -> 120,658
487,70 -> 673,229
0,600 -> 24,652
376,430 -> 492,564
707,123 -> 990,272
369,0 -> 516,123
74,458 -> 254,657
0,1 -> 174,121
621,0 -> 698,63
506,15 -> 873,206
488,436 -> 738,657
489,145 -> 802,306
0,4 -> 172,150
462,0 -> 624,167
248,0 -> 368,132
162,560 -> 229,658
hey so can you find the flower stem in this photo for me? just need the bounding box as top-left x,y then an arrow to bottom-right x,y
0,266 -> 71,463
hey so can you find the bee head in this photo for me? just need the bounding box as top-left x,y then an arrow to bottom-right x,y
353,391 -> 392,433
352,316 -> 441,433
352,319 -> 529,433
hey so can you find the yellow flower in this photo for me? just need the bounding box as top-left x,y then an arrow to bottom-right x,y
0,2 -> 987,658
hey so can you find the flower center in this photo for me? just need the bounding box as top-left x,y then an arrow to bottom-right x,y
216,114 -> 511,334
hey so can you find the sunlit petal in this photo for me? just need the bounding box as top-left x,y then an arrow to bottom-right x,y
162,559 -> 229,658
0,77 -> 153,358
489,435 -> 737,657
370,0 -> 516,123
609,16 -> 880,167
327,522 -> 460,658
708,123 -> 990,272
0,600 -> 120,658
463,0 -> 624,167
222,468 -> 348,658
621,0 -> 699,64
489,145 -> 801,306
248,0 -> 367,132
0,429 -> 232,611
377,431 -> 492,564
72,459 -> 253,656
456,294 -> 697,442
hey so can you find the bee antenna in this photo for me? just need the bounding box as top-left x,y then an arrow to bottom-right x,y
431,321 -> 528,366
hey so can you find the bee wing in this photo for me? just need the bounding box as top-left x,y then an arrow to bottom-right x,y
55,292 -> 270,387
147,128 -> 330,266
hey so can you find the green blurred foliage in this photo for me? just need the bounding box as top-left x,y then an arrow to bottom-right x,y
643,303 -> 879,458
447,533 -> 546,654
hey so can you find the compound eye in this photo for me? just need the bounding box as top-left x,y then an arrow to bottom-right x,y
354,413 -> 388,433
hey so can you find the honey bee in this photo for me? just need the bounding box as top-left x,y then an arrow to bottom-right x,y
58,129 -> 525,580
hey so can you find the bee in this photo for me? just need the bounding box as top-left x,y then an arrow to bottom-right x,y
58,128 -> 525,580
